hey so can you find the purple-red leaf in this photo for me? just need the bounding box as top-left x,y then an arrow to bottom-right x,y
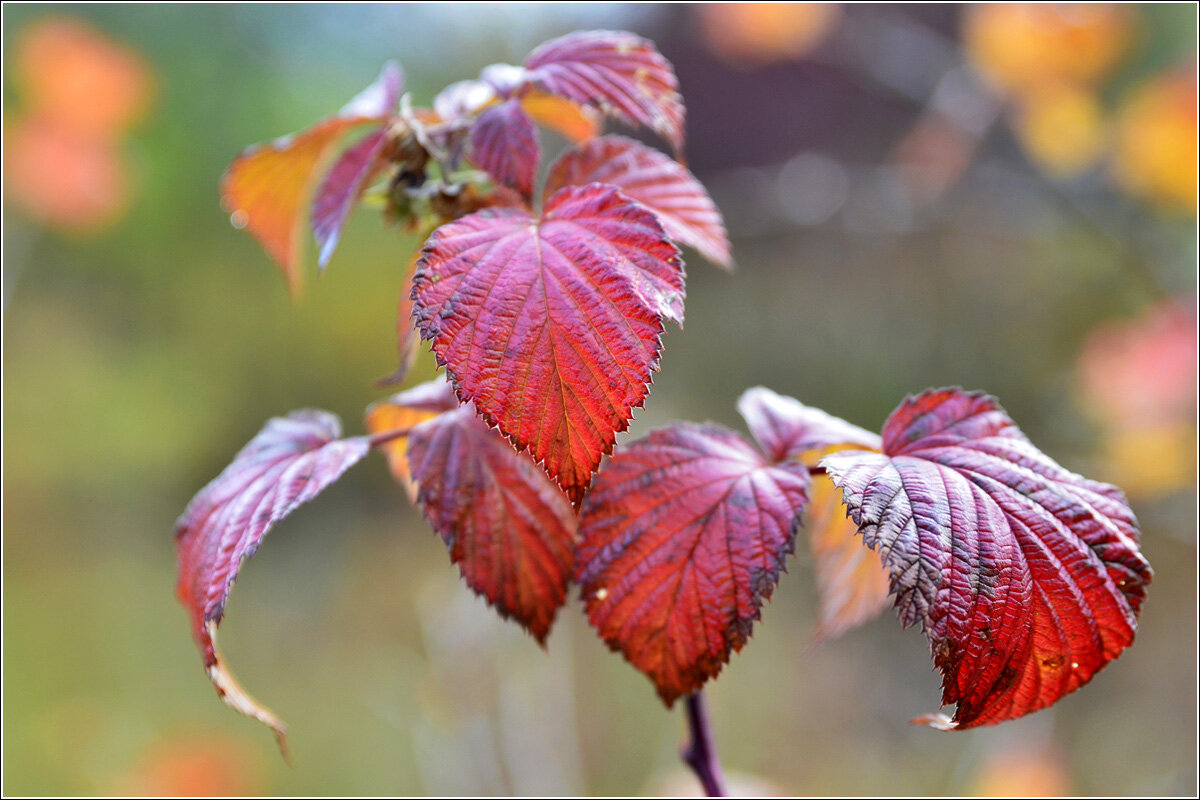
311,128 -> 390,268
174,411 -> 370,748
546,135 -> 730,269
522,30 -> 685,152
737,385 -> 882,463
394,386 -> 578,642
469,99 -> 540,197
821,388 -> 1153,729
221,62 -> 403,294
575,423 -> 810,704
411,182 -> 684,503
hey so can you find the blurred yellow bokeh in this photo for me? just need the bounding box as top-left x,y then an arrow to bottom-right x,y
1113,68 -> 1199,213
1012,82 -> 1107,178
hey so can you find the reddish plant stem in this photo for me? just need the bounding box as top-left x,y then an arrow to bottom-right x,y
368,425 -> 414,448
682,691 -> 728,797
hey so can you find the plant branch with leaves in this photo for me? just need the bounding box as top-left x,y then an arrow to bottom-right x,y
177,29 -> 1152,796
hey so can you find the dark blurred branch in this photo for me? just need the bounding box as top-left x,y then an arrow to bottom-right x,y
682,692 -> 727,797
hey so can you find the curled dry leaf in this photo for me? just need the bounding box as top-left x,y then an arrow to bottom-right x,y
411,183 -> 684,503
174,411 -> 371,750
576,422 -> 810,704
221,62 -> 403,294
547,135 -> 731,269
822,388 -> 1153,728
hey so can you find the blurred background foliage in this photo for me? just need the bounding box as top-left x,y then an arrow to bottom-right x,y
2,3 -> 1196,795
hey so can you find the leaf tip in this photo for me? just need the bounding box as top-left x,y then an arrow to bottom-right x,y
204,621 -> 291,759
910,712 -> 957,731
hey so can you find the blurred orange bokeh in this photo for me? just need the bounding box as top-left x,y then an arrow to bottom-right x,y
964,3 -> 1133,94
113,735 -> 265,797
14,16 -> 154,140
697,3 -> 840,66
4,114 -> 130,232
4,16 -> 153,232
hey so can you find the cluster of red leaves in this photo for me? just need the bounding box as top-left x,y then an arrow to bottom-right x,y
179,30 -> 1152,752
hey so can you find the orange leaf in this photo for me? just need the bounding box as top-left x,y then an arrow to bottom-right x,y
521,90 -> 600,143
807,474 -> 890,643
220,63 -> 402,295
221,117 -> 381,296
364,378 -> 459,499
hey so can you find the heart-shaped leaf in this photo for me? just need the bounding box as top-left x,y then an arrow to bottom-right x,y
575,422 -> 810,704
821,388 -> 1153,728
547,135 -> 731,269
392,385 -> 578,641
174,411 -> 371,749
411,182 -> 684,503
469,98 -> 540,197
221,62 -> 402,294
521,30 -> 685,151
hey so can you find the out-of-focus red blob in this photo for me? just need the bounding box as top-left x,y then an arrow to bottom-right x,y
697,3 -> 840,66
1077,299 -> 1198,428
14,16 -> 154,140
115,735 -> 265,796
3,114 -> 130,232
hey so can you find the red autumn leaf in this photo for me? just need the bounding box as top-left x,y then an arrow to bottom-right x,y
575,422 -> 810,704
736,386 -> 890,641
174,410 -> 371,749
311,128 -> 390,268
397,390 -> 578,642
546,135 -> 731,269
221,62 -> 402,294
411,182 -> 684,503
469,98 -> 540,197
821,388 -> 1153,729
520,30 -> 685,152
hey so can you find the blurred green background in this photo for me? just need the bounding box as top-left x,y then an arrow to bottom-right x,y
3,3 -> 1196,796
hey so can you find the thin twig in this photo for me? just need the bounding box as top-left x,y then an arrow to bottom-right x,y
682,691 -> 728,797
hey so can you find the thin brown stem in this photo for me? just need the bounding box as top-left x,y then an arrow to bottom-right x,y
682,691 -> 728,797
